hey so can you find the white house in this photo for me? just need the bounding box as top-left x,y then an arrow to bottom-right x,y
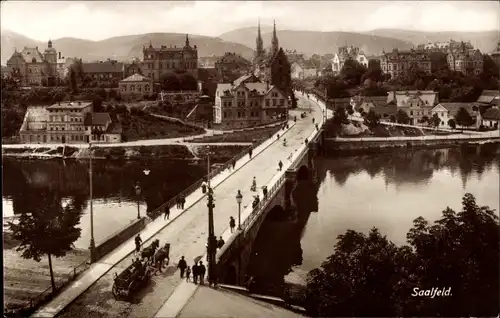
291,61 -> 318,79
481,106 -> 500,129
431,103 -> 481,129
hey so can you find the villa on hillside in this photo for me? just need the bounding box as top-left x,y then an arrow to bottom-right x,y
388,90 -> 439,125
19,101 -> 121,144
214,74 -> 289,129
119,73 -> 155,97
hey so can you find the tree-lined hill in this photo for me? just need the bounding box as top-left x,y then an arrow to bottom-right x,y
220,27 -> 414,57
1,30 -> 255,65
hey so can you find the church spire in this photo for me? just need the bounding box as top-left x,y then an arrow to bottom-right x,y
255,18 -> 264,61
185,34 -> 190,47
271,19 -> 279,56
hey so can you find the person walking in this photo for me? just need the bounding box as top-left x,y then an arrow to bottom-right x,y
312,117 -> 315,124
217,236 -> 225,249
248,148 -> 253,159
178,256 -> 187,278
278,160 -> 283,171
185,266 -> 191,282
277,133 -> 280,140
198,261 -> 206,285
201,180 -> 207,194
176,197 -> 181,209
164,205 -> 170,220
180,195 -> 186,209
229,216 -> 236,233
192,262 -> 199,284
134,234 -> 142,254
232,159 -> 236,170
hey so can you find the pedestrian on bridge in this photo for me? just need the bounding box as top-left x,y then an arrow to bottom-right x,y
178,256 -> 187,278
278,160 -> 283,171
180,195 -> 186,209
176,197 -> 181,209
277,133 -> 280,140
248,148 -> 253,159
232,159 -> 236,170
192,262 -> 199,284
134,234 -> 142,254
217,236 -> 225,249
229,216 -> 236,233
198,261 -> 206,285
185,266 -> 191,282
312,117 -> 315,124
164,205 -> 170,220
201,180 -> 208,194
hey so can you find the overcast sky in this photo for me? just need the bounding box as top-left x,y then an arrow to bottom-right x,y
1,1 -> 499,41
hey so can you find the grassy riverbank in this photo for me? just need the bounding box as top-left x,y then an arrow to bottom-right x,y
2,144 -> 248,161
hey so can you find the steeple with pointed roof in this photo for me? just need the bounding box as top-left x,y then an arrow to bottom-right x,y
271,20 -> 279,56
254,19 -> 265,62
185,34 -> 190,47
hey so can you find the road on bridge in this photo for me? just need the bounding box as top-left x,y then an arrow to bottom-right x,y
55,95 -> 321,318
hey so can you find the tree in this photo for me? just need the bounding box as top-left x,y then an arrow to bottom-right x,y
448,118 -> 456,129
177,72 -> 198,91
395,109 -> 410,124
68,67 -> 77,93
455,107 -> 474,130
306,193 -> 499,317
160,72 -> 181,91
8,192 -> 84,292
430,113 -> 441,129
365,109 -> 381,129
361,59 -> 383,83
340,58 -> 367,87
420,115 -> 429,125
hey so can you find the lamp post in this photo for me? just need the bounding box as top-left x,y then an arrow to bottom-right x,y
134,168 -> 151,220
206,146 -> 217,286
236,190 -> 243,230
89,140 -> 96,263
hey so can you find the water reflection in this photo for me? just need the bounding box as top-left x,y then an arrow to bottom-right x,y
2,158 -> 207,248
247,143 -> 500,297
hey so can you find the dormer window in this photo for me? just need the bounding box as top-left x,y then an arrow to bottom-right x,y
32,57 -> 36,63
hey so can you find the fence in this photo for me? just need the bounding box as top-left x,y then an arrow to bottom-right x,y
5,258 -> 90,317
331,132 -> 500,142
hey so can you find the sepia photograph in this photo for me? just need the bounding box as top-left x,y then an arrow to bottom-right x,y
1,1 -> 499,317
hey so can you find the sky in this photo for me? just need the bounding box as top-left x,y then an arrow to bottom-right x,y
1,1 -> 499,41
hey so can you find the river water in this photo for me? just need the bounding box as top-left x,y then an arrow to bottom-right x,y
246,143 -> 500,296
2,158 -> 208,250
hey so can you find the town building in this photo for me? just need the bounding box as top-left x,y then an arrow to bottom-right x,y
214,74 -> 289,129
481,105 -> 500,129
387,90 -> 439,125
380,49 -> 432,79
82,60 -> 125,84
285,50 -> 305,64
198,56 -> 219,69
476,90 -> 500,107
5,40 -> 67,86
331,46 -> 368,74
19,101 -> 121,144
141,34 -> 198,82
291,60 -> 318,79
489,42 -> 500,68
447,42 -> 483,76
215,52 -> 252,82
416,39 -> 473,53
119,74 -> 154,97
431,103 -> 481,129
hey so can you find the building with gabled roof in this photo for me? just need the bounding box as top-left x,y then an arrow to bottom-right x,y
387,90 -> 439,125
476,90 -> 500,105
331,45 -> 368,74
19,101 -> 121,144
215,52 -> 252,82
380,49 -> 432,79
291,60 -> 318,79
214,75 -> 289,129
6,40 -> 65,86
431,102 -> 481,129
447,42 -> 483,76
119,73 -> 154,97
481,105 -> 500,129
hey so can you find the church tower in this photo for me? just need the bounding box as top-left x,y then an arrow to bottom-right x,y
271,20 -> 279,56
254,19 -> 265,62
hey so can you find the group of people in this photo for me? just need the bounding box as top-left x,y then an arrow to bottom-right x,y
177,256 -> 207,285
175,195 -> 186,210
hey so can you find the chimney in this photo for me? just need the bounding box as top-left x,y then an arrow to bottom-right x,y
78,101 -> 81,105
266,80 -> 269,90
58,52 -> 61,59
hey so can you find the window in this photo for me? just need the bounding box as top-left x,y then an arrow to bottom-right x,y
265,99 -> 270,107
272,99 -> 277,106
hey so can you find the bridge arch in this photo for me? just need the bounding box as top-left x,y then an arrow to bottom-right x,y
297,165 -> 309,181
267,204 -> 286,221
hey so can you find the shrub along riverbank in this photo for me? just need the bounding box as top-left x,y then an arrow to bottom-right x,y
1,144 -> 247,161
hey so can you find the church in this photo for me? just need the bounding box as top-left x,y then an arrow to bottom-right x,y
253,20 -> 293,105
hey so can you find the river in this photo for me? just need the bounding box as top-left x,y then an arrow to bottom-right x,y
246,143 -> 500,296
2,158 -> 210,250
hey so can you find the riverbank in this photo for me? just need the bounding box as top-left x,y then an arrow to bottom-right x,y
1,144 -> 248,161
325,138 -> 500,156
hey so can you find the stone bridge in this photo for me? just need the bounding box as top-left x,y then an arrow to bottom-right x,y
216,126 -> 325,285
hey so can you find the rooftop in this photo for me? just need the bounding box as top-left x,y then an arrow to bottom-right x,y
82,61 -> 124,73
46,101 -> 92,110
178,287 -> 303,318
477,90 -> 500,104
482,107 -> 500,120
438,102 -> 478,117
121,73 -> 152,82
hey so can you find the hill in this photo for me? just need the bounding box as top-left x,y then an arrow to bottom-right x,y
219,27 -> 414,57
363,29 -> 499,53
1,30 -> 255,65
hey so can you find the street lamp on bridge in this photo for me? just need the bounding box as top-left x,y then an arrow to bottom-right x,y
89,139 -> 96,263
134,168 -> 151,220
236,190 -> 243,230
206,146 -> 217,286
